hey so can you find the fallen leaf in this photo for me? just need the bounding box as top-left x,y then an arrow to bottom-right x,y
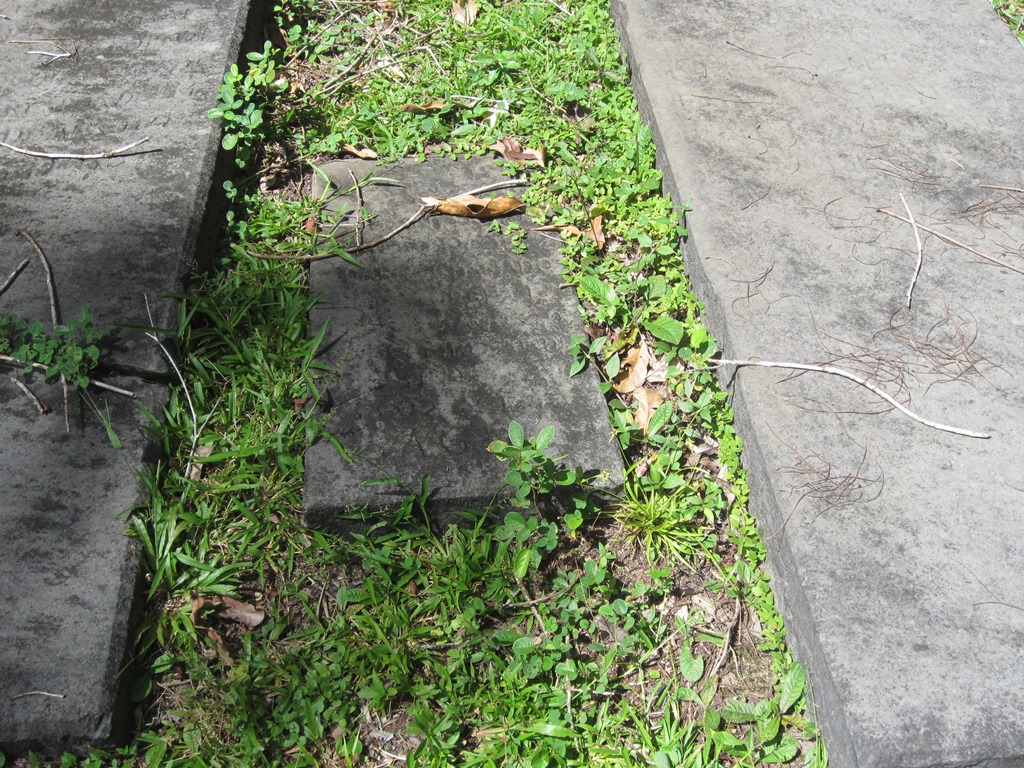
187,444 -> 215,481
399,100 -> 448,114
190,596 -> 211,625
587,214 -> 606,250
452,0 -> 478,26
217,596 -> 266,629
488,137 -> 546,167
612,346 -> 649,394
207,629 -> 235,667
421,194 -> 524,219
633,388 -> 665,434
530,223 -> 583,237
304,214 -> 318,233
293,395 -> 310,412
342,144 -> 378,159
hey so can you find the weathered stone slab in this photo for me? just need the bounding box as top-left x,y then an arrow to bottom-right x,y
0,0 -> 270,753
612,0 -> 1024,765
303,157 -> 622,531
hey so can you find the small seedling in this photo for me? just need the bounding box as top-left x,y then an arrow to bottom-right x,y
487,421 -> 579,511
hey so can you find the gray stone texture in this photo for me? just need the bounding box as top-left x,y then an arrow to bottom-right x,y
0,0 -> 270,752
612,0 -> 1024,766
303,157 -> 622,532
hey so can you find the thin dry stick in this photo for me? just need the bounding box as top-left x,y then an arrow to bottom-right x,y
254,179 -> 529,263
19,230 -> 69,430
0,137 -> 150,160
0,356 -> 136,397
346,166 -> 365,249
144,295 -> 200,479
878,208 -> 1024,276
979,184 -> 1024,194
0,258 -> 30,296
712,359 -> 991,438
10,377 -> 48,414
899,193 -> 924,309
706,597 -> 742,684
10,690 -> 65,701
514,575 -> 549,638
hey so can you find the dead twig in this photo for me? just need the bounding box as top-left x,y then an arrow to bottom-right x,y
878,208 -> 1024,276
0,258 -> 30,296
0,356 -> 136,397
706,597 -> 742,684
712,358 -> 990,438
254,178 -> 529,262
10,377 -> 49,414
10,690 -> 65,700
978,184 -> 1024,194
144,295 -> 200,479
514,575 -> 549,638
899,193 -> 924,309
0,136 -> 151,160
18,230 -> 69,430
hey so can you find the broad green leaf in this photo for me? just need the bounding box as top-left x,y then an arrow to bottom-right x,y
535,425 -> 555,450
679,643 -> 704,683
508,420 -> 525,448
605,352 -> 621,379
646,315 -> 685,345
779,663 -> 806,714
512,548 -> 532,579
491,629 -> 521,645
759,712 -> 781,742
760,734 -> 800,764
579,275 -> 616,306
721,699 -> 758,724
646,401 -> 673,435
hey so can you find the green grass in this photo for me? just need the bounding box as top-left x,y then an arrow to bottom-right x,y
3,1 -> 831,767
994,0 -> 1024,42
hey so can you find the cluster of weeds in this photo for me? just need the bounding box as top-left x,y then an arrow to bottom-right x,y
0,306 -> 100,389
993,0 -> 1024,41
3,1 -> 835,766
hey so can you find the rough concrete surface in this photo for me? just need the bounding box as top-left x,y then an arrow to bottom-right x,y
303,157 -> 623,532
0,0 -> 270,753
612,1 -> 1024,766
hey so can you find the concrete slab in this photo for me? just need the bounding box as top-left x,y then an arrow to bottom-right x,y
303,157 -> 623,532
0,0 -> 270,753
613,1 -> 1024,765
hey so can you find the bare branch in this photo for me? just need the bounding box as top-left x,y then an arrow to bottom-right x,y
878,208 -> 1024,276
0,356 -> 136,397
899,193 -> 924,309
0,136 -> 151,160
9,377 -> 49,414
18,230 -> 69,430
712,358 -> 991,438
0,258 -> 30,296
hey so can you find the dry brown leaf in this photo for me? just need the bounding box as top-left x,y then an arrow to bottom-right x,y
612,346 -> 649,394
187,444 -> 215,482
587,214 -> 606,250
399,101 -> 448,114
207,629 -> 235,667
342,144 -> 378,159
217,596 -> 266,629
487,137 -> 546,167
633,388 -> 665,434
529,223 -> 583,237
452,0 -> 479,26
421,194 -> 525,219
